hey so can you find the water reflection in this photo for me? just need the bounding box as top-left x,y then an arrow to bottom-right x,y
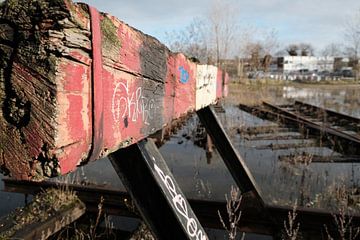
0,173 -> 26,217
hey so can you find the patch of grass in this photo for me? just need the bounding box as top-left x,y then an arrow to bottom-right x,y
130,223 -> 155,240
279,152 -> 313,166
312,180 -> 360,213
225,81 -> 283,106
322,182 -> 360,240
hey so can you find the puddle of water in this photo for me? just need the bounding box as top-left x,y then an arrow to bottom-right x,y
281,85 -> 360,117
0,174 -> 26,217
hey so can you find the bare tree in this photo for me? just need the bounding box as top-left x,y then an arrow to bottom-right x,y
246,42 -> 264,71
344,8 -> 360,79
237,27 -> 279,71
321,43 -> 343,57
344,8 -> 360,59
261,29 -> 279,71
165,0 -> 240,65
262,28 -> 279,56
207,0 -> 240,65
235,26 -> 257,76
237,25 -> 257,57
286,44 -> 299,56
298,43 -> 314,56
285,43 -> 314,56
165,18 -> 210,63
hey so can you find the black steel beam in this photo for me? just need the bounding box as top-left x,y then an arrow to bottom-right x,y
197,106 -> 265,206
108,139 -> 208,240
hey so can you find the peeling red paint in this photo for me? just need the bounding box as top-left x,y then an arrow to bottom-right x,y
62,63 -> 86,92
66,95 -> 84,139
173,54 -> 196,118
56,59 -> 91,174
68,50 -> 92,66
117,21 -> 142,73
57,141 -> 88,174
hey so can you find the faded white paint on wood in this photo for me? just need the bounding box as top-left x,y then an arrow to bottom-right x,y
195,65 -> 218,110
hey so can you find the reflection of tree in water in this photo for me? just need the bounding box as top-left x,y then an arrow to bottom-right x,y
184,116 -> 214,163
193,157 -> 212,200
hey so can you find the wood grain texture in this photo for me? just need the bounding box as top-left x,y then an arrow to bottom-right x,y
0,0 -> 228,179
0,0 -> 92,179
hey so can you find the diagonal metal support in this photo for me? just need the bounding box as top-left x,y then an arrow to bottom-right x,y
108,138 -> 208,240
197,106 -> 265,207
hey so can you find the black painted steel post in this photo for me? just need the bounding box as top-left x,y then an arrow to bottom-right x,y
197,106 -> 265,207
109,138 -> 208,240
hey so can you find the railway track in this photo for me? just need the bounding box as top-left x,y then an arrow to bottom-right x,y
238,101 -> 360,157
265,101 -> 360,142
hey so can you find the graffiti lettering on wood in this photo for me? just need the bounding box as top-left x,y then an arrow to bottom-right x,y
112,80 -> 157,126
179,66 -> 189,84
151,155 -> 207,240
195,65 -> 217,110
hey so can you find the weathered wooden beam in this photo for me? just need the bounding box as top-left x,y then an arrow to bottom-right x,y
0,0 -> 229,179
108,139 -> 208,240
0,188 -> 85,240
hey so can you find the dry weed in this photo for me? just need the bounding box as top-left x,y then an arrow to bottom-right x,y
282,201 -> 301,240
129,223 -> 155,240
218,186 -> 245,240
279,152 -> 313,166
324,201 -> 360,240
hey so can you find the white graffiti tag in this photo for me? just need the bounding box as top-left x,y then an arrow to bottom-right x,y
112,81 -> 156,126
151,157 -> 207,240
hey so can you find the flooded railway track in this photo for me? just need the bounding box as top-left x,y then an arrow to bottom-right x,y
264,101 -> 360,143
238,101 -> 360,161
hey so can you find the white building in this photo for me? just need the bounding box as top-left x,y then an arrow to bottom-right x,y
278,56 -> 334,73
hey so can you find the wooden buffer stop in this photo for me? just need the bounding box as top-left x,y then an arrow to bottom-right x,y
0,1 -> 273,239
0,0 -> 229,180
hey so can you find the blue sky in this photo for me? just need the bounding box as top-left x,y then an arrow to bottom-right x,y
80,0 -> 359,54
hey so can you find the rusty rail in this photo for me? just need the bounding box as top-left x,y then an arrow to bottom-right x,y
294,101 -> 360,125
239,102 -> 360,155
